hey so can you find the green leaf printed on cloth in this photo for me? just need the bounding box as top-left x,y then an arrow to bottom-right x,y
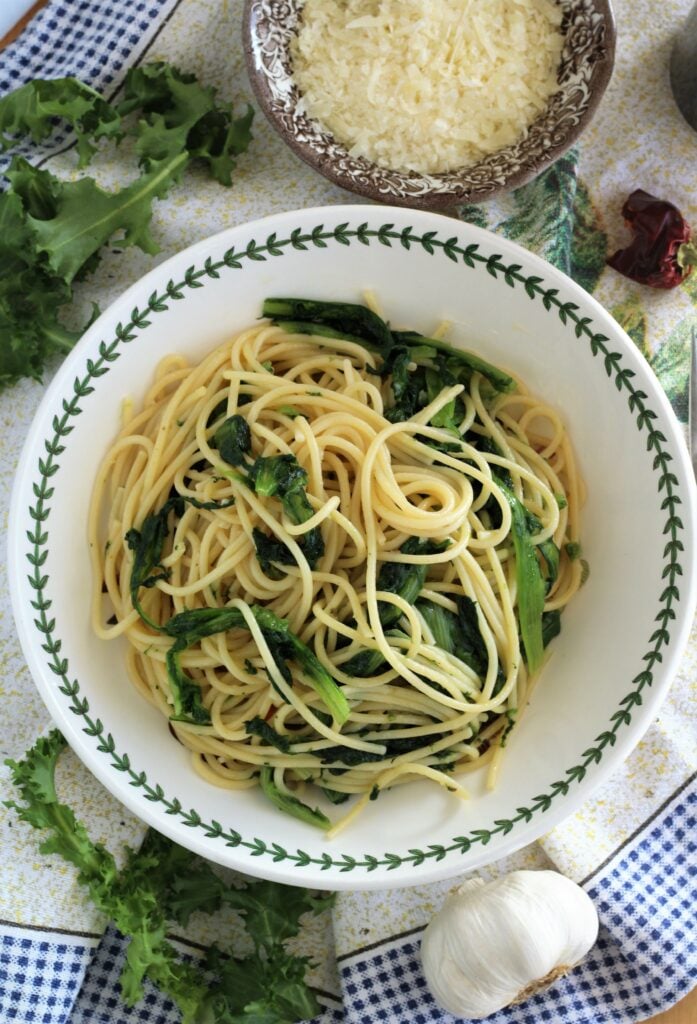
610,294 -> 649,358
650,319 -> 691,423
495,150 -> 580,274
459,150 -> 607,293
568,178 -> 608,293
611,291 -> 692,424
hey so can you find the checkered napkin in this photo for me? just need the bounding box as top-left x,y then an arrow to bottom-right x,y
1,2 -> 696,1023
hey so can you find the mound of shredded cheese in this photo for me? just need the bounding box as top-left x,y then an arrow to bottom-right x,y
291,0 -> 564,175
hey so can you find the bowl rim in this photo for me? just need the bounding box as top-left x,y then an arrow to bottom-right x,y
8,204 -> 696,890
242,0 -> 617,209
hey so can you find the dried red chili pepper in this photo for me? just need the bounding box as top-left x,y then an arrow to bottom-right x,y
607,189 -> 697,289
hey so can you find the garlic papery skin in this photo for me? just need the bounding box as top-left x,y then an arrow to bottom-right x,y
420,870 -> 599,1019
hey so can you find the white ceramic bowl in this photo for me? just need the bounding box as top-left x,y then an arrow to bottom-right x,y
9,206 -> 696,890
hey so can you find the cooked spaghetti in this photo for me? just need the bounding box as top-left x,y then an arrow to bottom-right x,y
89,298 -> 585,834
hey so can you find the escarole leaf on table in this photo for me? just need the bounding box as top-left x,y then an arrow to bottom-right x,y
5,731 -> 328,1024
0,77 -> 122,166
0,63 -> 253,389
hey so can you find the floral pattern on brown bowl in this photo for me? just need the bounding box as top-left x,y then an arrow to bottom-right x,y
243,0 -> 616,210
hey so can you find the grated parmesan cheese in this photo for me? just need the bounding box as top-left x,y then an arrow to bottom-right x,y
291,0 -> 564,175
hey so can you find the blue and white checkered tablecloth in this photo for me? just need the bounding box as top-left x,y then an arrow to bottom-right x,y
2,778 -> 694,1023
0,2 -> 695,1023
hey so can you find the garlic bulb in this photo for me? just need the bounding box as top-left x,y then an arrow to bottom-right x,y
420,870 -> 599,1019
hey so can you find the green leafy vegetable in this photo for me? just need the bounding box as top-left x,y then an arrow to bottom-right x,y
376,537 -> 451,628
18,152 -> 187,284
499,708 -> 517,749
384,347 -> 422,421
213,414 -> 252,467
541,609 -> 562,648
524,509 -> 560,594
320,731 -> 437,768
262,297 -> 393,352
417,596 -> 505,695
245,716 -> 292,753
252,527 -> 295,576
252,606 -> 350,725
247,455 -> 324,570
5,732 -> 327,1024
498,481 -> 546,673
329,536 -> 452,683
213,446 -> 325,570
0,78 -> 121,166
259,767 -> 331,831
340,646 -> 388,678
248,454 -> 306,499
117,63 -> 253,187
319,786 -> 350,805
125,502 -> 342,728
261,300 -> 515,430
565,541 -> 582,560
125,495 -> 182,630
0,64 -> 253,389
391,330 -> 516,393
340,627 -> 410,678
125,493 -> 235,631
163,603 -> 350,727
165,637 -> 213,725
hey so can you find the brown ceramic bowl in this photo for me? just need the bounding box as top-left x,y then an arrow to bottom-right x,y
243,0 -> 615,210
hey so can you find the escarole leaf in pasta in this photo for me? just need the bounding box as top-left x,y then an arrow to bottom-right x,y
162,604 -> 350,727
417,597 -> 506,696
125,493 -> 235,631
376,536 -> 451,628
252,527 -> 296,577
212,413 -> 252,466
542,609 -> 562,648
525,508 -> 560,594
319,731 -> 441,769
261,298 -> 515,398
340,646 -> 387,678
259,767 -> 331,831
212,441 -> 325,570
125,496 -> 182,631
340,539 -> 451,675
252,606 -> 350,725
247,454 -> 325,569
6,732 -> 327,1024
262,297 -> 393,352
248,453 -> 307,497
497,481 -> 547,674
391,330 -> 516,394
245,717 -> 292,753
165,638 -> 215,725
